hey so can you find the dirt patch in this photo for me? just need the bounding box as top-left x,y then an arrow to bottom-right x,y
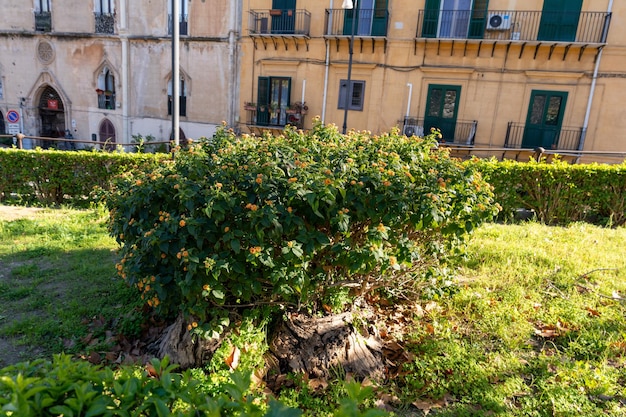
0,205 -> 44,222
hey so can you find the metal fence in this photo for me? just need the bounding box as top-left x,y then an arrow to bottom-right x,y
504,122 -> 583,150
324,8 -> 389,37
248,9 -> 311,36
416,9 -> 610,43
403,117 -> 477,145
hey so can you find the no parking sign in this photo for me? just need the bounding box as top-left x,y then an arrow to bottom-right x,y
6,110 -> 19,124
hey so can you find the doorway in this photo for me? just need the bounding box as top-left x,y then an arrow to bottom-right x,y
424,84 -> 461,141
538,0 -> 583,42
522,90 -> 568,149
38,86 -> 65,148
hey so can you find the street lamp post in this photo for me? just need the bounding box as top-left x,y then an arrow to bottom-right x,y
341,0 -> 357,134
171,0 -> 180,146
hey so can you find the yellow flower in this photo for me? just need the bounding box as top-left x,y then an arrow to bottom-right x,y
289,177 -> 298,183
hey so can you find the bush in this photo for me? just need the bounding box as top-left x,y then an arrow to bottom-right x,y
470,158 -> 626,226
105,122 -> 498,330
0,148 -> 167,207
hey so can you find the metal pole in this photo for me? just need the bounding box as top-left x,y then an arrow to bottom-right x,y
172,0 -> 180,146
341,0 -> 357,135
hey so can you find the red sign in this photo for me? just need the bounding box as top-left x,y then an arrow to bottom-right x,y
47,99 -> 58,110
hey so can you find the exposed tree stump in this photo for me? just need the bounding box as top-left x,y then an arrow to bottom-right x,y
152,314 -> 223,369
268,311 -> 386,381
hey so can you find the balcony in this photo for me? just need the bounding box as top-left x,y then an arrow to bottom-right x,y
504,122 -> 583,150
97,91 -> 116,110
325,8 -> 389,37
402,117 -> 477,146
168,14 -> 188,36
34,11 -> 52,32
416,9 -> 610,44
248,9 -> 311,36
95,12 -> 115,34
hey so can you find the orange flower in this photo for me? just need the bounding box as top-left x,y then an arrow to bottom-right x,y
179,219 -> 186,227
135,180 -> 143,186
383,181 -> 392,187
161,253 -> 167,259
174,184 -> 180,189
192,321 -> 198,328
324,178 -> 332,185
224,226 -> 230,233
287,207 -> 293,213
289,177 -> 298,183
256,177 -> 263,184
215,182 -> 223,189
187,324 -> 192,331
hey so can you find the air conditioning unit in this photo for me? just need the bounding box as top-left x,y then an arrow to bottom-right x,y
487,13 -> 511,30
403,124 -> 424,137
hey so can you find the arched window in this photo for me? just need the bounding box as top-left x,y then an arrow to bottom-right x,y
168,76 -> 187,116
98,118 -> 116,150
96,67 -> 116,110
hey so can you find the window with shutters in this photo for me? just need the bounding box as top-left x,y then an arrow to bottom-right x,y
338,80 -> 365,111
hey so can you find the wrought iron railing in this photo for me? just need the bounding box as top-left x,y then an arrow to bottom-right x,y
402,117 -> 477,145
34,11 -> 52,32
416,9 -> 610,43
97,92 -> 116,110
324,8 -> 389,37
168,14 -> 189,35
248,9 -> 311,35
504,122 -> 583,150
94,12 -> 115,34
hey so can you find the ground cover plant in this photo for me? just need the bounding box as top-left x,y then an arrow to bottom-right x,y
1,206 -> 625,415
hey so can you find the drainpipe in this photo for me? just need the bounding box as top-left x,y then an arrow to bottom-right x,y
405,83 -> 413,120
228,0 -> 241,128
322,39 -> 330,124
578,0 -> 613,162
322,0 -> 334,124
120,0 -> 130,144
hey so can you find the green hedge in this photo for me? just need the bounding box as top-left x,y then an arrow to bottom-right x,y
0,148 -> 168,207
469,158 -> 626,226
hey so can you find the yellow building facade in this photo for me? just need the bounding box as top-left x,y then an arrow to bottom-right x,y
239,0 -> 625,162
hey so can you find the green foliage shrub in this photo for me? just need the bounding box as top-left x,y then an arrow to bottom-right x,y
0,148 -> 167,207
106,122 -> 498,330
0,355 -> 389,416
470,158 -> 626,226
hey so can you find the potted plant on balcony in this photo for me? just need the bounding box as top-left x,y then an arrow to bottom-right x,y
286,101 -> 308,115
244,102 -> 257,111
95,88 -> 104,95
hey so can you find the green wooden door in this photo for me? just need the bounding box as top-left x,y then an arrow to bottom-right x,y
422,0 -> 488,39
538,0 -> 582,42
271,0 -> 296,34
257,77 -> 270,126
344,0 -> 387,36
522,91 -> 568,149
422,0 -> 441,38
424,85 -> 461,141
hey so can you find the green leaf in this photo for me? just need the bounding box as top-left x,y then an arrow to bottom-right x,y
230,239 -> 241,254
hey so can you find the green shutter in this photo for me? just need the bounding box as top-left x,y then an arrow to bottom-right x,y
422,0 -> 440,38
538,0 -> 582,42
257,77 -> 270,126
468,0 -> 488,39
371,0 -> 388,37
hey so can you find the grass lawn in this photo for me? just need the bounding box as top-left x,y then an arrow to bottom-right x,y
0,206 -> 625,416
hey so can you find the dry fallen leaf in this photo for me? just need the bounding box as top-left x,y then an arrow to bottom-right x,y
586,307 -> 601,317
225,345 -> 241,370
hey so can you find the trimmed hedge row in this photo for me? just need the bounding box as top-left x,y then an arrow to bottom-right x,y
469,158 -> 626,226
1,147 -> 625,226
0,148 -> 168,208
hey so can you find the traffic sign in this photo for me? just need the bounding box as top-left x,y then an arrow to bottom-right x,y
6,110 -> 19,124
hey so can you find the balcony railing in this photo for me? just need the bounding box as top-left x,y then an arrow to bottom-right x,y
97,92 -> 116,110
248,9 -> 311,36
168,14 -> 188,35
403,117 -> 477,145
416,9 -> 610,43
95,12 -> 115,34
34,11 -> 52,32
504,122 -> 583,150
325,8 -> 389,37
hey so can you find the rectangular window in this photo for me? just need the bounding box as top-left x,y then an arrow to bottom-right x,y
256,76 -> 291,126
167,78 -> 187,117
168,0 -> 189,35
338,80 -> 365,111
35,0 -> 51,12
95,0 -> 114,14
